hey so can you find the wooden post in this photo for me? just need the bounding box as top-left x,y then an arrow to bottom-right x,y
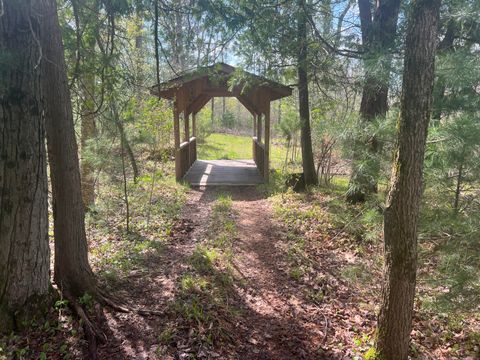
184,111 -> 190,169
264,104 -> 270,182
252,113 -> 257,164
184,112 -> 190,142
257,113 -> 262,143
192,112 -> 197,137
173,99 -> 181,181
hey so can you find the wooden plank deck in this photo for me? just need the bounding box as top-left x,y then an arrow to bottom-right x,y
183,159 -> 264,186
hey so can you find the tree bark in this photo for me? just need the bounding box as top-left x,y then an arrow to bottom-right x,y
347,0 -> 401,203
0,0 -> 51,332
357,0 -> 373,46
297,0 -> 317,185
376,0 -> 440,358
39,0 -> 98,297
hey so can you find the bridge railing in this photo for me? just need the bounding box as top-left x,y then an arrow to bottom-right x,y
189,137 -> 197,166
175,136 -> 197,180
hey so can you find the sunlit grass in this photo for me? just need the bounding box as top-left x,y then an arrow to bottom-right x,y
197,132 -> 299,169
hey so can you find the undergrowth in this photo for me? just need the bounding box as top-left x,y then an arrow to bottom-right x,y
269,175 -> 480,359
86,167 -> 188,287
159,193 -> 240,355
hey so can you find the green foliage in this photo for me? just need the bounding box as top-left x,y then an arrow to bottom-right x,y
344,109 -> 398,200
426,114 -> 480,211
364,347 -> 377,360
277,100 -> 300,143
221,111 -> 236,128
195,106 -> 214,142
418,193 -> 480,312
78,293 -> 93,309
289,266 -> 304,280
158,327 -> 175,345
53,299 -> 69,311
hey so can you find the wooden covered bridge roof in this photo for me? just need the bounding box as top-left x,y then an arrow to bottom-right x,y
150,63 -> 292,116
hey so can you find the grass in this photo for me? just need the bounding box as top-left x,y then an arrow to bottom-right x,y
198,132 -> 298,169
162,193 -> 240,351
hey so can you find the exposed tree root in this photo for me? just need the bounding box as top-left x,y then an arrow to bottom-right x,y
97,289 -> 165,316
62,290 -> 106,360
135,308 -> 165,316
58,285 -> 165,358
97,290 -> 130,313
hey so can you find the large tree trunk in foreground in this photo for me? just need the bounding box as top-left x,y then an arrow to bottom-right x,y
39,0 -> 97,297
297,0 -> 317,186
376,0 -> 440,358
347,0 -> 401,203
0,0 -> 51,332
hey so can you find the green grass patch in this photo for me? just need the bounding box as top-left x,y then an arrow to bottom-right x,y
198,132 -> 296,169
166,192 -> 240,350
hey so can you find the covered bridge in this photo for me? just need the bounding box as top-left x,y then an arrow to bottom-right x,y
150,63 -> 292,185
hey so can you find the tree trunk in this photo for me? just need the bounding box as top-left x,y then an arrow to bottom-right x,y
297,0 -> 317,185
376,0 -> 440,358
347,0 -> 401,203
0,0 -> 51,332
80,57 -> 96,209
39,0 -> 98,297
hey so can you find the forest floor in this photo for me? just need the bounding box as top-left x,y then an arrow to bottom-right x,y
1,158 -> 479,359
94,186 -> 337,359
90,184 -> 479,360
87,183 -> 477,360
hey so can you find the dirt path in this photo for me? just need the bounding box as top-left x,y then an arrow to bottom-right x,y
225,187 -> 326,359
96,186 -> 331,359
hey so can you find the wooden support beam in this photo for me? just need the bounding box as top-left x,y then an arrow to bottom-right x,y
257,113 -> 262,143
186,94 -> 211,115
173,100 -> 180,149
237,95 -> 259,115
264,103 -> 270,182
202,89 -> 233,96
253,114 -> 257,137
184,112 -> 190,170
173,99 -> 181,181
192,112 -> 197,137
184,112 -> 189,142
